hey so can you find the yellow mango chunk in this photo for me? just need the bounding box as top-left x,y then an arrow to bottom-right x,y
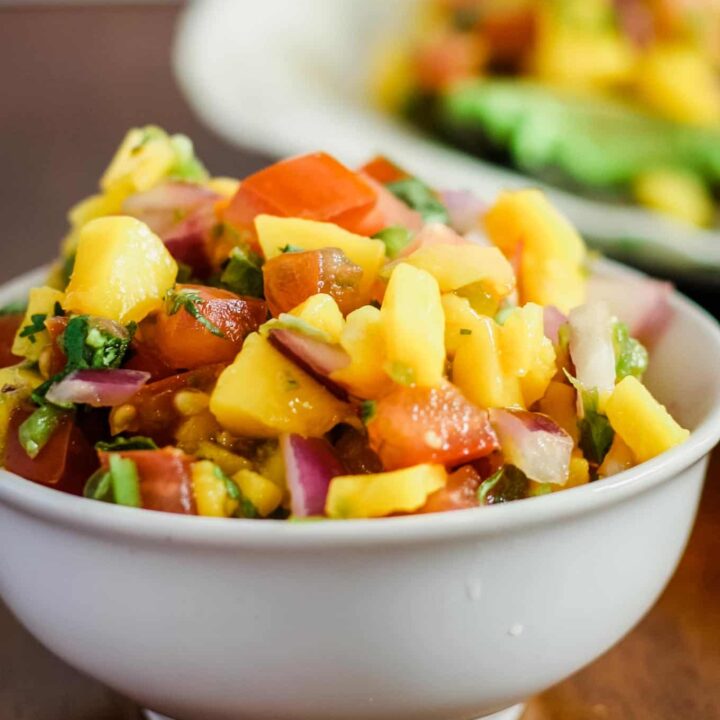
381,263 -> 445,387
567,453 -> 590,488
453,317 -> 523,409
234,469 -> 284,517
0,365 -> 43,461
256,215 -> 386,298
605,376 -> 689,463
484,190 -> 586,313
210,333 -> 348,438
403,244 -> 515,298
205,177 -> 240,198
633,169 -> 714,228
597,434 -> 635,478
441,294 -> 484,357
325,464 -> 447,519
196,441 -> 252,476
330,305 -> 392,399
63,216 -> 178,324
192,461 -> 239,518
289,294 -> 345,342
12,287 -> 65,362
538,380 -> 579,444
637,44 -> 720,126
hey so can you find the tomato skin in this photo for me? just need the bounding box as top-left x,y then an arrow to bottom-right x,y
45,316 -> 68,377
358,156 -> 408,185
0,314 -> 23,368
140,285 -> 267,370
419,465 -> 482,514
263,248 -> 364,317
4,405 -> 98,495
110,363 -> 225,444
99,448 -> 196,514
223,152 -> 378,242
367,382 -> 499,471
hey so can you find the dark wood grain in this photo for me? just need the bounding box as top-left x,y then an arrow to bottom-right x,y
0,4 -> 718,720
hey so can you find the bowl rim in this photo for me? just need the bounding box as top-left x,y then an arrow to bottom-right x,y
1,262 -> 719,549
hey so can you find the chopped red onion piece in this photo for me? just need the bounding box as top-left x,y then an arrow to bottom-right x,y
398,222 -> 469,258
543,305 -> 568,345
568,301 -> 616,400
267,329 -> 351,401
281,434 -> 345,517
440,189 -> 487,234
489,408 -> 573,485
46,369 -> 151,408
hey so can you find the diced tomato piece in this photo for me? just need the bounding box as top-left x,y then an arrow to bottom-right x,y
99,447 -> 196,515
332,426 -> 382,475
483,8 -> 536,68
123,339 -> 176,381
223,152 -> 378,243
110,364 -> 225,444
0,314 -> 23,368
358,156 -> 409,185
4,405 -> 99,495
419,465 -> 482,513
263,248 -> 364,316
367,382 -> 498,470
414,32 -> 486,91
139,285 -> 267,370
45,316 -> 68,377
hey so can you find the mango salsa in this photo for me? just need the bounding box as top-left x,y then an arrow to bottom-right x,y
12,287 -> 65,362
289,294 -> 345,342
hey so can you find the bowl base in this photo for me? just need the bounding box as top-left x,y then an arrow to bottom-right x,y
142,703 -> 526,720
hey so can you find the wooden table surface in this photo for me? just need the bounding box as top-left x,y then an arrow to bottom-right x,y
0,4 -> 718,719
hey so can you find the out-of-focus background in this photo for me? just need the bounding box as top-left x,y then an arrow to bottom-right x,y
0,3 -> 718,719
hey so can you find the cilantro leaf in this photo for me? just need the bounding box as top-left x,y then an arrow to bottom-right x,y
386,177 -> 449,225
280,244 -> 304,254
95,436 -> 158,452
478,465 -> 529,505
220,246 -> 264,298
165,288 -> 225,338
613,322 -> 648,381
372,226 -> 413,259
360,400 -> 377,424
212,465 -> 259,519
19,313 -> 48,344
576,386 -> 615,465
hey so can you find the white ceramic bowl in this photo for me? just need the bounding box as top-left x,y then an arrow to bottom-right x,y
1,263 -> 720,720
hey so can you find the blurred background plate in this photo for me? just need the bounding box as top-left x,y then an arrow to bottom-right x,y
174,0 -> 720,284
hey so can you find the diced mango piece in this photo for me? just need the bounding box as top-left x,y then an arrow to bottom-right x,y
234,468 -> 284,517
381,263 -> 445,387
330,305 -> 393,399
205,177 -> 240,198
12,287 -> 65,362
196,441 -> 252,476
441,294 -> 484,356
325,464 -> 447,519
539,380 -> 579,443
633,169 -> 714,228
403,244 -> 515,298
255,216 -> 386,298
63,216 -> 178,324
605,376 -> 689,463
453,317 -> 523,409
289,294 -> 345,342
210,333 -> 349,438
567,453 -> 590,488
501,304 -> 557,407
597,434 -> 635,478
0,365 -> 42,461
637,44 -> 720,126
484,190 -> 586,313
192,460 -> 239,518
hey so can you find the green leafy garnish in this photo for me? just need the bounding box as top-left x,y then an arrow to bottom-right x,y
372,226 -> 413,259
18,405 -> 66,459
220,246 -> 264,298
478,465 -> 529,505
167,133 -> 209,183
95,436 -> 158,452
109,454 -> 142,508
613,322 -> 648,381
212,465 -> 259,519
84,469 -> 113,502
280,244 -> 304,254
360,400 -> 377,424
18,313 -> 48,344
165,288 -> 225,338
459,327 -> 473,336
386,177 -> 449,225
0,299 -> 27,316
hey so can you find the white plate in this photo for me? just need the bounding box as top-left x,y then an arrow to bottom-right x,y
173,0 -> 720,282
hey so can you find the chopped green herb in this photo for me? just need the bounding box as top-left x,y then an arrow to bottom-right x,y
613,322 -> 648,381
386,177 -> 449,225
360,400 -> 377,424
260,314 -> 334,343
18,313 -> 48,344
566,377 -> 615,465
459,327 -> 472,336
478,465 -> 529,505
167,133 -> 209,183
220,246 -> 264,298
18,405 -> 66,459
385,361 -> 416,386
109,454 -> 142,507
166,288 -> 225,338
284,372 -> 300,391
96,436 -> 158,452
84,469 -> 113,502
372,226 -> 413,259
0,299 -> 27,316
212,465 -> 259,518
280,244 -> 304,254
